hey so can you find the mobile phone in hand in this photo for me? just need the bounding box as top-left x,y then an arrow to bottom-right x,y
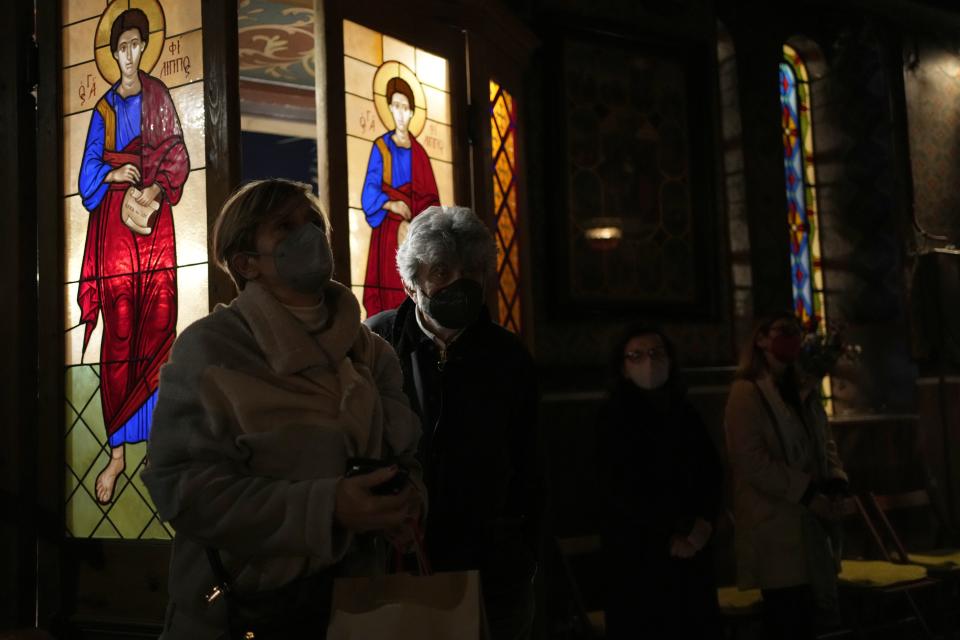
345,457 -> 410,496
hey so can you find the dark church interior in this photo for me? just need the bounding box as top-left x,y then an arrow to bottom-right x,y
4,0 -> 960,638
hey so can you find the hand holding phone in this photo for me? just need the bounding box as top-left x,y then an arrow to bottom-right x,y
335,463 -> 418,533
345,458 -> 410,495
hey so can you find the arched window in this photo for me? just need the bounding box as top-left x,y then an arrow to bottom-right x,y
779,43 -> 833,411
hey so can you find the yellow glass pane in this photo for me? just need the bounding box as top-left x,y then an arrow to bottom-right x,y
498,209 -> 515,250
492,176 -> 503,215
504,127 -> 516,167
63,280 -> 81,330
495,151 -> 513,196
489,79 -> 500,103
154,30 -> 204,89
383,35 -> 416,71
65,312 -> 103,366
345,56 -> 377,100
174,88 -> 207,167
351,286 -> 368,322
346,93 -> 387,142
507,180 -> 518,217
509,245 -> 520,277
432,158 -> 455,205
420,120 -> 453,163
348,207 -> 371,289
347,135 -> 375,210
171,81 -> 207,169
423,85 -> 451,125
63,61 -> 104,116
500,263 -> 517,302
343,20 -> 382,66
492,95 -> 510,142
176,263 -> 209,336
62,111 -> 89,197
163,0 -> 202,36
64,17 -> 98,67
64,0 -> 104,25
64,196 -> 88,283
173,168 -> 208,266
415,47 -> 448,91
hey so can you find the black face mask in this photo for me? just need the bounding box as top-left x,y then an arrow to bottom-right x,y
421,278 -> 484,330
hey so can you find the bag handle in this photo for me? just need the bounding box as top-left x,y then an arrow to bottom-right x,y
390,519 -> 433,576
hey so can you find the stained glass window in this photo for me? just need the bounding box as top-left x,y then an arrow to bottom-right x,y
342,19 -> 455,319
489,80 -> 521,333
780,44 -> 833,412
62,0 -> 208,539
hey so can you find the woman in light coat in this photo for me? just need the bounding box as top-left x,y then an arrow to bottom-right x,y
143,179 -> 424,639
725,312 -> 847,640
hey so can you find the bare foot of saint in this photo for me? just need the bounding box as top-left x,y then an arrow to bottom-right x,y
95,445 -> 126,504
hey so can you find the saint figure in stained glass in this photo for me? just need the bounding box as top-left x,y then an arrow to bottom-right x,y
77,6 -> 189,503
361,72 -> 439,316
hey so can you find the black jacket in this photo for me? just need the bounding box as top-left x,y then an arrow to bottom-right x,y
366,300 -> 542,586
596,381 -> 724,637
597,381 -> 723,551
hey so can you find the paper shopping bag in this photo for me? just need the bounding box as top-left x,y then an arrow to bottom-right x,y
326,570 -> 489,640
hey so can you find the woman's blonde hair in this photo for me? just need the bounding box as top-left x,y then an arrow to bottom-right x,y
734,311 -> 799,381
212,179 -> 329,291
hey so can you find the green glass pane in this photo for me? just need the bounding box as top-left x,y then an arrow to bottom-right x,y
141,517 -> 173,540
65,417 -> 103,482
79,390 -> 106,439
65,365 -> 100,415
66,486 -> 104,537
65,403 -> 79,434
65,469 -> 79,499
92,518 -> 121,539
110,480 -> 156,538
126,441 -> 148,471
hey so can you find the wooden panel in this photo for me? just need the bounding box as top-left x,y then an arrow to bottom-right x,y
202,0 -> 241,306
1,0 -> 40,628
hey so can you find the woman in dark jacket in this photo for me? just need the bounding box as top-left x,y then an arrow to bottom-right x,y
597,326 -> 723,638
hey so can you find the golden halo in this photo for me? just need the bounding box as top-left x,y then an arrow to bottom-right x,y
94,0 -> 166,86
373,61 -> 427,138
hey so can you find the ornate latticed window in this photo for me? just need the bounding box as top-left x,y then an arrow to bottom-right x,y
61,0 -> 209,538
489,80 -> 521,333
779,43 -> 833,412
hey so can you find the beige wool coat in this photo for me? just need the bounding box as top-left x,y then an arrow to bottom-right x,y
724,376 -> 846,590
142,280 -> 423,639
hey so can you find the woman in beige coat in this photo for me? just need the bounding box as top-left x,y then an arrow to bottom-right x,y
724,312 -> 847,640
142,179 -> 424,639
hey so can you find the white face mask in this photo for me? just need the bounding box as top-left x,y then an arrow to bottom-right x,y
626,361 -> 670,390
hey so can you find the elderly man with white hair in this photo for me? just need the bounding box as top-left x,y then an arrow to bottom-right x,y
366,205 -> 542,640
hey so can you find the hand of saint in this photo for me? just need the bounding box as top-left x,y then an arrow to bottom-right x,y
135,183 -> 162,206
386,200 -> 413,220
106,163 -> 141,184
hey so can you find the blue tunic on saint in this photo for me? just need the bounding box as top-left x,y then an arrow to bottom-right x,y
78,88 -> 142,212
77,87 -> 157,447
361,133 -> 411,228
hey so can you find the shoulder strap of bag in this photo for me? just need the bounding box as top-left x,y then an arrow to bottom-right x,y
206,547 -> 235,595
752,381 -> 791,461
